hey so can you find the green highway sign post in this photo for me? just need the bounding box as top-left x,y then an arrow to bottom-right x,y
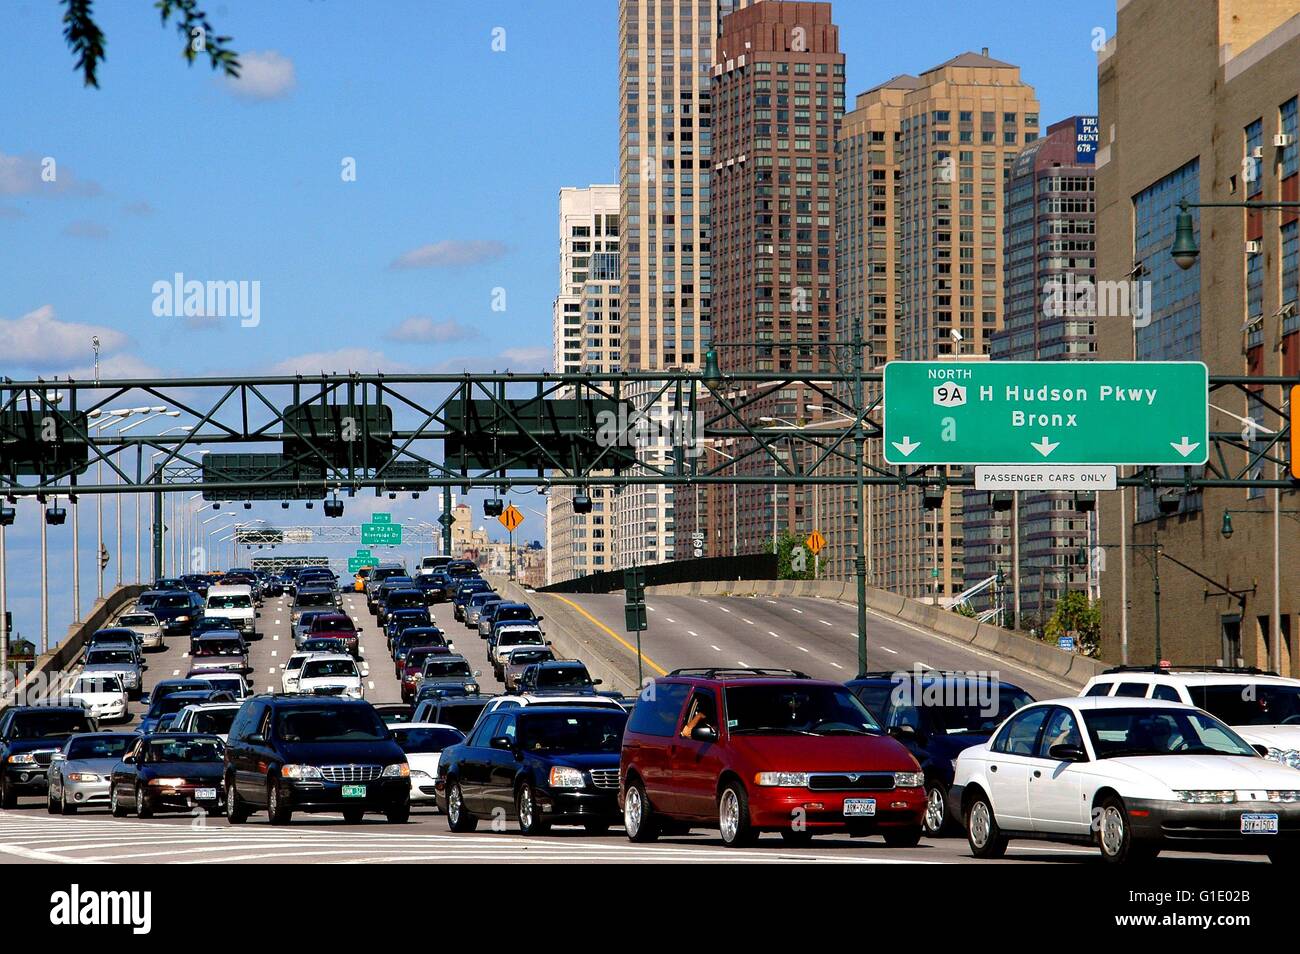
882,361 -> 1209,466
624,565 -> 648,688
361,521 -> 402,546
370,513 -> 392,524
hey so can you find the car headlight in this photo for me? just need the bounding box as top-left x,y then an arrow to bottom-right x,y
347,687 -> 363,699
1265,747 -> 1300,769
1174,790 -> 1237,803
548,766 -> 586,788
381,762 -> 410,778
66,773 -> 101,783
8,753 -> 37,765
894,771 -> 925,789
466,683 -> 479,694
175,615 -> 190,624
1267,791 -> 1300,802
754,771 -> 809,787
149,777 -> 189,787
280,764 -> 324,780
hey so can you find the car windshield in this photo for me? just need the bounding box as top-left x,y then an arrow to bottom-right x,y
209,595 -> 252,609
146,738 -> 224,763
725,685 -> 883,736
1187,684 -> 1300,727
302,639 -> 344,653
155,595 -> 191,608
119,615 -> 155,627
1084,707 -> 1259,758
424,659 -> 472,678
403,631 -> 446,648
86,649 -> 135,666
908,683 -> 1034,735
496,606 -> 534,621
193,710 -> 238,734
501,630 -> 543,646
435,702 -> 488,731
394,726 -> 464,753
195,640 -> 242,657
535,666 -> 593,689
296,592 -> 334,607
66,735 -> 135,759
153,695 -> 204,716
276,706 -> 388,742
518,711 -> 627,753
11,711 -> 93,738
312,616 -> 356,632
510,650 -> 553,666
389,594 -> 425,609
72,675 -> 122,694
302,660 -> 358,679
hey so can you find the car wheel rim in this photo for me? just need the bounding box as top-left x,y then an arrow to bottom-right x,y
135,786 -> 144,816
1101,807 -> 1125,855
970,801 -> 991,848
449,785 -> 462,823
719,789 -> 739,843
519,788 -> 533,829
625,786 -> 642,836
925,786 -> 945,832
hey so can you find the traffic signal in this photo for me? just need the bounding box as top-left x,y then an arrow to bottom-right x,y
484,498 -> 504,517
45,504 -> 67,525
324,498 -> 344,518
573,492 -> 593,514
0,504 -> 14,526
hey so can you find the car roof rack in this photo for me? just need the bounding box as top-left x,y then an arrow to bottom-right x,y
851,669 -> 994,680
667,667 -> 811,680
1100,664 -> 1279,676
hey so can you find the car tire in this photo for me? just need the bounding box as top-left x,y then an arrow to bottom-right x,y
62,789 -> 76,815
718,781 -> 758,848
623,777 -> 659,843
385,800 -> 410,824
225,779 -> 249,824
884,824 -> 923,848
0,776 -> 15,810
110,783 -> 127,817
923,781 -> 950,837
135,784 -> 152,819
46,787 -> 60,814
267,778 -> 292,826
965,790 -> 1008,859
780,829 -> 814,846
1097,795 -> 1155,864
516,783 -> 550,836
342,807 -> 365,824
445,780 -> 477,832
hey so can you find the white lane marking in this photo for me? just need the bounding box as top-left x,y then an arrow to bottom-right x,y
0,843 -> 107,864
710,645 -> 721,652
743,618 -> 755,625
646,606 -> 656,613
267,668 -> 276,674
915,662 -> 933,670
171,669 -> 179,676
665,618 -> 676,624
798,646 -> 809,653
273,634 -> 280,641
790,608 -> 803,614
830,662 -> 843,670
819,619 -> 832,627
720,607 -> 731,614
275,620 -> 282,625
687,630 -> 698,637
879,646 -> 899,655
368,681 -> 375,690
768,631 -> 781,639
270,651 -> 277,658
765,599 -> 777,604
697,599 -> 709,604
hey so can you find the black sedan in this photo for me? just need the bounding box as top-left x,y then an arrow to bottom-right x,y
110,733 -> 226,818
439,706 -> 626,835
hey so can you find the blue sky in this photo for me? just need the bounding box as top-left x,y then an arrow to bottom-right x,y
0,0 -> 1114,646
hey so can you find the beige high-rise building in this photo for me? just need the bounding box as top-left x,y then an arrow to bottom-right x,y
829,53 -> 1039,599
1095,0 -> 1300,670
548,186 -> 621,584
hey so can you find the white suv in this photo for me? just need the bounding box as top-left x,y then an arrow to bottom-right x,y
1081,667 -> 1300,769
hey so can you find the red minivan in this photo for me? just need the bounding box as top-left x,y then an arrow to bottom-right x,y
619,669 -> 927,847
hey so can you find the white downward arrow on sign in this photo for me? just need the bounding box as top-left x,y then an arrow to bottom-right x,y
891,436 -> 920,457
1031,436 -> 1059,457
1171,437 -> 1200,457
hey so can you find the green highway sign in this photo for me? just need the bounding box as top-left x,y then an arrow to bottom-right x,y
882,361 -> 1208,466
361,522 -> 402,545
347,555 -> 378,572
355,549 -> 372,557
370,513 -> 392,524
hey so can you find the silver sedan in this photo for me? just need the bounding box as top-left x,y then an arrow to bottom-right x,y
46,732 -> 139,814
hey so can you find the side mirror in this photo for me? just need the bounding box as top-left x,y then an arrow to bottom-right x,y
489,735 -> 515,751
1253,743 -> 1271,758
360,663 -> 370,677
888,725 -> 919,742
535,615 -> 544,622
122,753 -> 135,764
593,679 -> 603,686
691,724 -> 718,743
246,733 -> 265,745
473,670 -> 482,678
545,640 -> 552,646
1048,743 -> 1088,763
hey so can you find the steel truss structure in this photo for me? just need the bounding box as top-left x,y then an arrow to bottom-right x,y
0,371 -> 1293,497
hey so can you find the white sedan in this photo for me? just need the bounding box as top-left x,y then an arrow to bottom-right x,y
951,696 -> 1300,864
390,723 -> 465,804
296,653 -> 368,700
61,673 -> 128,724
118,610 -> 165,651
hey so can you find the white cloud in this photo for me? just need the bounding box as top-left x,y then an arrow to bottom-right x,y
266,347 -> 406,375
389,240 -> 507,270
60,353 -> 164,380
0,152 -> 101,197
0,305 -> 129,369
221,50 -> 296,101
431,344 -> 551,373
384,316 -> 479,343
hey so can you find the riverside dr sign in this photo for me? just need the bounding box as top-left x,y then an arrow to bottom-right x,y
882,361 -> 1209,466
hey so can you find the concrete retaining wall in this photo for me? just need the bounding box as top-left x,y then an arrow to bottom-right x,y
644,578 -> 1107,688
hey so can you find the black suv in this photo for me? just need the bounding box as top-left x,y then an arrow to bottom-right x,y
223,696 -> 410,825
846,671 -> 1035,835
517,660 -> 601,696
0,706 -> 95,807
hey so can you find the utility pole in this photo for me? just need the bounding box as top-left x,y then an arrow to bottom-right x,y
1011,490 -> 1020,630
852,314 -> 868,678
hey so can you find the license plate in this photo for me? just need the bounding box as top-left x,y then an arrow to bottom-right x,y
843,798 -> 876,817
341,785 -> 366,798
194,788 -> 217,801
1241,812 -> 1278,834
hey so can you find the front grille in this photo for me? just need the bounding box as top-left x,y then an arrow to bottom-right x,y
31,750 -> 58,768
312,685 -> 348,696
320,764 -> 382,783
808,772 -> 895,792
589,769 -> 619,790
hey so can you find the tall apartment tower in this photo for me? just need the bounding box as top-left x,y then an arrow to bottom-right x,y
688,0 -> 844,558
962,117 -> 1098,626
547,186 -> 621,584
829,54 -> 1039,597
1095,0 -> 1299,670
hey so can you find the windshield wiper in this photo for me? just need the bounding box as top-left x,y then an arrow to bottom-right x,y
731,727 -> 818,735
